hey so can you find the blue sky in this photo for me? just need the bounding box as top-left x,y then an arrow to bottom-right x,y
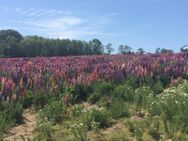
0,0 -> 188,53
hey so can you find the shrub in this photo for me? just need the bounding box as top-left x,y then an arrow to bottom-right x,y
71,84 -> 90,103
32,92 -> 55,109
21,91 -> 34,108
70,123 -> 87,141
71,104 -> 84,117
134,86 -> 152,109
79,108 -> 111,130
2,101 -> 23,124
36,119 -> 53,141
88,92 -> 101,104
90,109 -> 111,129
112,84 -> 134,102
39,101 -> 65,124
152,81 -> 164,96
124,75 -> 139,89
91,81 -> 114,96
79,110 -> 93,130
108,100 -> 130,119
127,121 -> 143,141
0,113 -> 12,135
0,101 -> 23,135
148,117 -> 161,140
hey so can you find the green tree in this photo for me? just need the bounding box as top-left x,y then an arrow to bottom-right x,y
137,48 -> 145,54
106,43 -> 114,55
118,44 -> 132,54
89,39 -> 104,55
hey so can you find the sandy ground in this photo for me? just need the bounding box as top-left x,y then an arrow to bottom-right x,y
4,109 -> 37,141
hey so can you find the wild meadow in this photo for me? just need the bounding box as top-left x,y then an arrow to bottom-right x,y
0,53 -> 188,141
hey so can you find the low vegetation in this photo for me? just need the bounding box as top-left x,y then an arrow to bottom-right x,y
0,76 -> 188,140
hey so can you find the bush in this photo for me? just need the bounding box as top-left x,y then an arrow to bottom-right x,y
36,119 -> 53,141
70,123 -> 88,141
112,84 -> 134,102
32,92 -> 55,109
152,81 -> 164,96
71,105 -> 84,117
21,91 -> 34,108
88,81 -> 114,104
90,109 -> 111,129
88,92 -> 101,104
1,101 -> 23,124
134,86 -> 152,109
108,100 -> 130,119
71,84 -> 90,103
39,101 -> 65,124
79,110 -> 94,130
79,108 -> 111,130
0,101 -> 23,135
0,113 -> 12,135
127,121 -> 144,141
148,117 -> 161,140
91,81 -> 114,95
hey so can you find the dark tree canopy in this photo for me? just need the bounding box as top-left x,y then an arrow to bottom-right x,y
0,29 -> 23,41
118,44 -> 132,54
0,29 -> 105,57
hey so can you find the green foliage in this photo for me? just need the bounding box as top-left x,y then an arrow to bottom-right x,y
0,29 -> 105,57
109,130 -> 129,141
112,84 -> 134,102
39,101 -> 65,124
36,119 -> 53,141
124,75 -> 139,89
71,105 -> 84,117
148,117 -> 161,140
127,121 -> 144,141
21,91 -> 34,108
108,99 -> 130,119
79,108 -> 111,130
90,109 -> 110,129
152,81 -> 164,96
87,81 -> 114,104
88,92 -> 101,104
92,81 -> 114,95
32,93 -> 55,109
0,101 -> 23,124
70,123 -> 87,141
134,86 -> 152,109
0,101 -> 23,135
0,113 -> 12,134
79,110 -> 94,131
71,84 -> 90,103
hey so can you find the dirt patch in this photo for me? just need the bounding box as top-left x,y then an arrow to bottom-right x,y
102,122 -> 124,135
4,109 -> 37,141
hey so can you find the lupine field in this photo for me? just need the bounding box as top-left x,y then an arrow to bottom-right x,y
1,54 -> 188,141
1,53 -> 188,100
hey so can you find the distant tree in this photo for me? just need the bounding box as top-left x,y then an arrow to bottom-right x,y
137,48 -> 145,54
0,29 -> 24,57
0,29 -> 23,41
0,29 -> 109,57
155,48 -> 161,54
106,43 -> 114,55
180,45 -> 188,53
160,48 -> 174,54
89,39 -> 104,55
118,44 -> 132,54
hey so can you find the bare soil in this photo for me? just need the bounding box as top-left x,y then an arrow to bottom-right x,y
4,109 -> 37,141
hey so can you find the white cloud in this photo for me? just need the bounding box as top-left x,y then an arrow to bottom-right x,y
2,6 -> 126,39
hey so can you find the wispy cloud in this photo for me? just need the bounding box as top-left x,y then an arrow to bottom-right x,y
1,6 -> 125,39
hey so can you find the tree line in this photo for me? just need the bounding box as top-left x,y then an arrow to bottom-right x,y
0,29 -> 186,57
